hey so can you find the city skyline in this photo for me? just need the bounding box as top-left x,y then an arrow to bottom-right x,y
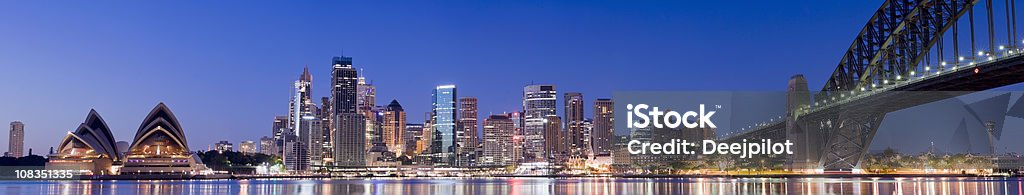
6,1 -> 1024,155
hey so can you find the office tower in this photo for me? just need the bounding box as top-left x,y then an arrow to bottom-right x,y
319,96 -> 334,164
543,116 -> 563,162
215,141 -> 233,152
382,100 -> 406,155
283,138 -> 308,171
563,92 -> 587,158
456,97 -> 478,167
288,67 -> 318,170
481,115 -> 515,166
302,114 -> 324,166
593,98 -> 614,156
8,121 -> 23,157
331,56 -> 366,166
239,141 -> 256,154
357,77 -> 376,151
506,111 -> 524,164
431,85 -> 457,166
259,136 -> 276,155
404,124 -> 424,156
523,84 -> 556,162
272,116 -> 288,156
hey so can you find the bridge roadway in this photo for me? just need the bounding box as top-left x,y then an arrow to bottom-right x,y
723,52 -> 1024,171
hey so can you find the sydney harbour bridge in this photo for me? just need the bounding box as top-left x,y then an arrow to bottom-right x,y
722,0 -> 1024,171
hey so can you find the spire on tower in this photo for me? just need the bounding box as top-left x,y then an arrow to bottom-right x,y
300,65 -> 313,82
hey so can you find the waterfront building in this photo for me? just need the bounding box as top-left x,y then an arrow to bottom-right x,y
611,136 -> 632,168
8,121 -> 23,157
523,84 -> 556,162
627,128 -> 655,166
259,136 -> 275,155
46,110 -> 121,175
215,141 -> 233,152
239,140 -> 256,154
334,113 -> 366,166
121,103 -> 210,175
481,115 -> 515,166
331,56 -> 366,166
456,97 -> 478,167
431,85 -> 457,166
592,99 -> 614,156
271,116 -> 288,156
564,92 -> 587,158
543,116 -> 564,162
506,111 -> 524,164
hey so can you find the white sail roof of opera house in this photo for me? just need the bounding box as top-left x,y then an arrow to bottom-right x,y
54,110 -> 123,161
126,103 -> 192,155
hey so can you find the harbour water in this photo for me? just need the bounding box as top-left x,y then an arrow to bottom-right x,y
0,177 -> 1021,194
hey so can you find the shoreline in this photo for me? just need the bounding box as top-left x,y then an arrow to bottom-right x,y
58,173 -> 1022,181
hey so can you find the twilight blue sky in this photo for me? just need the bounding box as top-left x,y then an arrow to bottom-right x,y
2,1 -> 1018,153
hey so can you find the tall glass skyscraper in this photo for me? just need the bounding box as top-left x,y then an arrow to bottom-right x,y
456,97 -> 478,167
331,56 -> 366,166
287,67 -> 316,170
564,92 -> 587,158
431,85 -> 457,166
523,84 -> 556,162
592,99 -> 614,156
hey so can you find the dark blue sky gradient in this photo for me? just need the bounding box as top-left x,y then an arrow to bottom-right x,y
0,1 -> 959,152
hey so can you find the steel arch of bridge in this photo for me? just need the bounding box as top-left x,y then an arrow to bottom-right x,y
817,0 -> 976,103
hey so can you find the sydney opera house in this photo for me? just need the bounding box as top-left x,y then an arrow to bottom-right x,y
46,103 -> 211,176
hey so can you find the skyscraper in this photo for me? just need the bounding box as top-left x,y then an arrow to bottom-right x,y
431,85 -> 457,166
456,97 -> 479,167
331,56 -> 366,166
593,98 -> 614,156
404,123 -> 424,157
318,96 -> 334,164
506,111 -> 524,164
288,67 -> 318,170
543,116 -> 563,162
564,92 -> 587,158
357,77 -> 376,151
481,115 -> 515,166
8,121 -> 23,157
383,100 -> 406,155
523,84 -> 556,162
332,56 -> 359,114
272,115 -> 288,156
